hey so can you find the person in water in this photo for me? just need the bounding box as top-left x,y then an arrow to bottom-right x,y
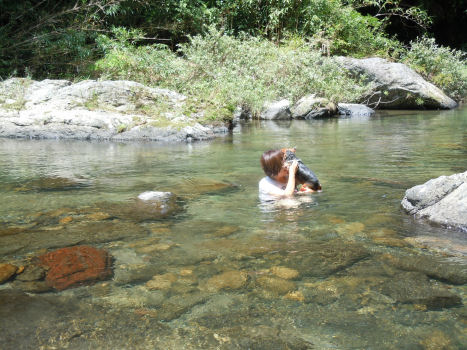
259,149 -> 315,198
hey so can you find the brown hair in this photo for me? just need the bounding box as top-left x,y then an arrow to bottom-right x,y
260,149 -> 284,178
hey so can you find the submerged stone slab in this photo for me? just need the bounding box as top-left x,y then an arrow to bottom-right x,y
38,245 -> 113,290
401,171 -> 467,231
337,103 -> 375,117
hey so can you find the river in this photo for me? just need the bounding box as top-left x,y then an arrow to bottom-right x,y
0,107 -> 466,349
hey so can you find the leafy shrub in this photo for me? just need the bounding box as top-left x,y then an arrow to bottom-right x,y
402,37 -> 467,101
94,27 -> 371,122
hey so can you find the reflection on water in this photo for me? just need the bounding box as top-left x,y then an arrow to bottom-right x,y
0,108 -> 466,349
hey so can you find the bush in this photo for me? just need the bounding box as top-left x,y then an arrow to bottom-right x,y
94,27 -> 371,122
402,37 -> 467,101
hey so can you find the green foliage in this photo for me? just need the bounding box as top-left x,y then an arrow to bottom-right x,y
95,27 -> 371,122
402,37 -> 467,101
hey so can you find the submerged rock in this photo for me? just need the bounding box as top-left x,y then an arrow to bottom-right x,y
379,272 -> 461,309
335,57 -> 457,109
38,245 -> 113,290
381,254 -> 467,285
205,271 -> 248,291
401,171 -> 467,231
12,176 -> 88,192
0,263 -> 18,284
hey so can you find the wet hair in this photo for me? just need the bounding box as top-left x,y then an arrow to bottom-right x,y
260,149 -> 284,178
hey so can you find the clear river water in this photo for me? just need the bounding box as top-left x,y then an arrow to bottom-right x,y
0,107 -> 466,349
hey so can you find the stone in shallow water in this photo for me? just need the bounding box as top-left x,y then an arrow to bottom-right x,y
38,245 -> 113,291
146,273 -> 177,291
381,253 -> 467,285
15,264 -> 46,282
379,271 -> 461,309
205,271 -> 248,291
285,240 -> 369,278
137,191 -> 173,201
256,276 -> 296,295
13,176 -> 88,192
270,266 -> 299,280
0,263 -> 18,284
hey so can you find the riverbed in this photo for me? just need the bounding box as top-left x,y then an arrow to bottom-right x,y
0,108 -> 466,349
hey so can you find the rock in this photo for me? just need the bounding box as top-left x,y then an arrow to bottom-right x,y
337,103 -> 375,117
11,280 -> 52,293
290,95 -> 336,119
104,193 -> 180,222
0,78 -> 227,142
270,266 -> 299,280
146,273 -> 178,291
0,263 -> 18,283
286,240 -> 369,278
381,254 -> 467,285
401,171 -> 467,231
259,99 -> 291,120
256,276 -> 296,295
284,290 -> 305,302
379,272 -> 461,309
15,264 -> 46,282
137,191 -> 173,201
13,176 -> 88,192
335,57 -> 457,109
205,271 -> 248,291
38,246 -> 113,290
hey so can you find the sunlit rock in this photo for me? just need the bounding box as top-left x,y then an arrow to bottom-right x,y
338,103 -> 375,117
146,273 -> 177,291
291,95 -> 337,119
402,171 -> 467,231
336,57 -> 457,109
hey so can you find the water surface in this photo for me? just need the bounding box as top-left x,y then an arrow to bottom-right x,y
0,108 -> 466,349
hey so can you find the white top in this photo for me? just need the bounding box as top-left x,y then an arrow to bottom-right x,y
259,176 -> 287,197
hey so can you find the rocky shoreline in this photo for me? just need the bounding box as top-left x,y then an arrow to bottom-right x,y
0,57 -> 458,142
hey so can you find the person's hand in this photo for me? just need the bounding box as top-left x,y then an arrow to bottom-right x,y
289,159 -> 299,176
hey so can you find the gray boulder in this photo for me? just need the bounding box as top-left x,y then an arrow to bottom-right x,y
335,57 -> 457,109
337,103 -> 375,117
291,95 -> 337,119
259,99 -> 291,120
401,171 -> 467,231
0,78 -> 226,142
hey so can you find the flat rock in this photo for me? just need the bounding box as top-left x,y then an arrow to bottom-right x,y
379,271 -> 461,309
401,171 -> 467,231
38,245 -> 113,290
335,57 -> 457,109
381,254 -> 467,285
0,78 -> 226,142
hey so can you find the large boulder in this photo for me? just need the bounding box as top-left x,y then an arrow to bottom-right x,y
401,171 -> 467,231
0,78 -> 225,141
335,57 -> 457,109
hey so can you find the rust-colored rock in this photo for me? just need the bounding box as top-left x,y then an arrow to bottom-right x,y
38,246 -> 112,290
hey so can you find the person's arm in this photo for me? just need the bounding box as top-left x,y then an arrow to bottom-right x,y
283,160 -> 298,196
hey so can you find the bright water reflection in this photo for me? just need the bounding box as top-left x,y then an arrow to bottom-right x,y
0,108 -> 466,349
